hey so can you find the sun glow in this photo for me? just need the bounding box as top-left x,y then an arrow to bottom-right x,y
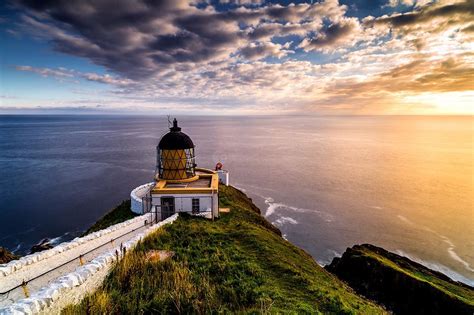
401,92 -> 474,115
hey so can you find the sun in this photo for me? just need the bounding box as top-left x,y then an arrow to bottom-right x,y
401,92 -> 474,115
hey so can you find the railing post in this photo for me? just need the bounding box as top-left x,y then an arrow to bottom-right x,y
21,280 -> 29,298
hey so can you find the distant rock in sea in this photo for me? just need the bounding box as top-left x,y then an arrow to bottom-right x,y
30,238 -> 54,254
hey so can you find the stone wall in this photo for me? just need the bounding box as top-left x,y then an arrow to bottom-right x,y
0,214 -> 150,278
0,214 -> 178,315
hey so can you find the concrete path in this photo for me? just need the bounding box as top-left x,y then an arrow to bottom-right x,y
0,213 -> 155,308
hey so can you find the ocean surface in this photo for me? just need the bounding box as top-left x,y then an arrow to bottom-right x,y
0,115 -> 472,284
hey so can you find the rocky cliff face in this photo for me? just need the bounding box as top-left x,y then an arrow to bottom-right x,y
0,247 -> 18,264
326,244 -> 474,315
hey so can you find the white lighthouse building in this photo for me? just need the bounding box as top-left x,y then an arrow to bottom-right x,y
131,119 -> 226,221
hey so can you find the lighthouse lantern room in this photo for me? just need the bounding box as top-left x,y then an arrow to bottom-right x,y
130,119 -> 222,221
156,119 -> 197,181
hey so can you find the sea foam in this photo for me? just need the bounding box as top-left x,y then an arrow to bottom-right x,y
396,214 -> 474,274
395,250 -> 474,286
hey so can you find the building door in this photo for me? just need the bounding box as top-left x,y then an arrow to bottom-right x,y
161,197 -> 175,220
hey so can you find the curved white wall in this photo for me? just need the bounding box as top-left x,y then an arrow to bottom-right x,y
130,182 -> 154,214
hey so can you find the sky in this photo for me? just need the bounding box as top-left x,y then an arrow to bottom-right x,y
0,0 -> 473,115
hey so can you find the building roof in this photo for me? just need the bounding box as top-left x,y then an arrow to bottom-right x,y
158,119 -> 194,150
151,168 -> 218,195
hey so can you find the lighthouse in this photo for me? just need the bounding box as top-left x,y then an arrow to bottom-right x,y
156,118 -> 197,181
130,119 -> 220,221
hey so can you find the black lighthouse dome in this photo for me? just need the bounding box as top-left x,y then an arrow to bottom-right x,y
158,119 -> 194,150
156,119 -> 197,181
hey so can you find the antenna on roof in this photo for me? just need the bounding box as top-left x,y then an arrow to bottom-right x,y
167,115 -> 172,128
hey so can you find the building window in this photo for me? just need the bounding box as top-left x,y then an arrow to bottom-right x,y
192,198 -> 200,213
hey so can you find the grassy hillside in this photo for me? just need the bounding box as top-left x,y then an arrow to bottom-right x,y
326,244 -> 474,314
83,200 -> 137,236
64,185 -> 386,314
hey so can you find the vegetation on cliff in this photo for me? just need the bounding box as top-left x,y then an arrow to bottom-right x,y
0,247 -> 18,264
63,185 -> 385,314
83,200 -> 137,235
326,244 -> 474,315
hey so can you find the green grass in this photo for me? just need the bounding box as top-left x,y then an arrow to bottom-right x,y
83,200 -> 138,236
63,185 -> 386,314
358,245 -> 474,306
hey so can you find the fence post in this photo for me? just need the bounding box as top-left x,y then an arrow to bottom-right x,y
21,280 -> 29,298
79,254 -> 84,266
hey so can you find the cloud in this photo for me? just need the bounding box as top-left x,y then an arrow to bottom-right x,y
81,73 -> 133,86
374,0 -> 473,30
313,53 -> 474,112
15,65 -> 74,78
298,18 -> 360,52
238,41 -> 293,60
215,0 -> 264,5
15,0 -> 353,80
7,0 -> 474,114
15,65 -> 132,86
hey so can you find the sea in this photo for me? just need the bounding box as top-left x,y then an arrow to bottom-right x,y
0,115 -> 472,285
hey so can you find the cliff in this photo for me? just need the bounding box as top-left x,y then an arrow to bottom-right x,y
326,244 -> 474,315
0,247 -> 18,264
63,185 -> 385,314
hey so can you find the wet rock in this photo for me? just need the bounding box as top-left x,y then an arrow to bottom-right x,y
30,239 -> 54,254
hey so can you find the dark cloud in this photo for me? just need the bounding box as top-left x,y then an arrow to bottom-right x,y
374,1 -> 473,28
13,0 -> 351,80
299,18 -> 359,51
238,41 -> 291,60
16,0 -> 245,78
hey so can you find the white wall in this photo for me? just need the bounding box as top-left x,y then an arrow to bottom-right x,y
130,182 -> 154,214
0,214 -> 179,315
217,170 -> 229,186
0,214 -> 150,279
212,194 -> 219,218
151,193 -> 217,217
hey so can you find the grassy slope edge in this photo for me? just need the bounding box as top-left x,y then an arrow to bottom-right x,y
326,244 -> 474,314
83,200 -> 138,236
63,185 -> 385,314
